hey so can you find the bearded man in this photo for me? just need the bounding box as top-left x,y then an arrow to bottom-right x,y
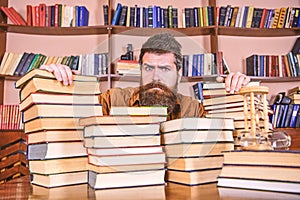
41,33 -> 250,120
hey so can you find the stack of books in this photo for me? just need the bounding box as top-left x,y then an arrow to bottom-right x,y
194,81 -> 273,143
217,150 -> 300,194
15,69 -> 102,188
0,131 -> 29,184
160,117 -> 235,186
79,106 -> 168,189
288,86 -> 300,104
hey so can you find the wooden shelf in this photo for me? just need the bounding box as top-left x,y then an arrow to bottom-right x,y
0,24 -> 109,35
218,27 -> 300,37
111,26 -> 215,36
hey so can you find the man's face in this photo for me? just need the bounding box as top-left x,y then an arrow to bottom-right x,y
141,52 -> 181,91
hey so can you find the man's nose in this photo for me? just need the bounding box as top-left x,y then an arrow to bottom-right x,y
152,68 -> 161,81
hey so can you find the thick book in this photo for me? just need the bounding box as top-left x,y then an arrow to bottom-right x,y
167,155 -> 224,171
27,141 -> 87,160
223,150 -> 300,167
24,117 -> 82,133
88,152 -> 166,166
23,103 -> 103,122
79,115 -> 167,127
19,93 -> 100,111
88,169 -> 165,189
29,157 -> 87,174
87,146 -> 163,156
88,162 -> 165,174
15,68 -> 99,89
26,129 -> 84,144
19,77 -> 101,101
160,117 -> 235,133
8,7 -> 27,26
31,171 -> 87,188
219,165 -> 300,184
84,123 -> 160,137
217,177 -> 300,194
109,106 -> 167,116
219,186 -> 300,200
162,130 -> 234,145
167,168 -> 222,186
164,142 -> 234,157
84,134 -> 161,148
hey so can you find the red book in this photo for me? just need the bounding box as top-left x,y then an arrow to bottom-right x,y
34,6 -> 39,26
8,7 -> 27,26
26,5 -> 32,26
39,3 -> 46,26
0,6 -> 20,25
54,4 -> 59,27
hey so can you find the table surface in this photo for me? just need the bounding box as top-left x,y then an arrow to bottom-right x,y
0,175 -> 299,200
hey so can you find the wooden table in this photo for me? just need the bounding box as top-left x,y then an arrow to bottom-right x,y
1,175 -> 299,200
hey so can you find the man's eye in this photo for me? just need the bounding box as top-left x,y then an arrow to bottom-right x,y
161,67 -> 170,72
145,66 -> 153,71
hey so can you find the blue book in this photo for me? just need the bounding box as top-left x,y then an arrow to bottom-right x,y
290,104 -> 300,128
192,82 -> 203,101
111,3 -> 122,25
93,53 -> 100,76
241,6 -> 249,28
78,6 -> 89,26
192,54 -> 199,76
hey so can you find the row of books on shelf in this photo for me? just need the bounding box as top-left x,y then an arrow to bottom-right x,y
0,104 -> 23,130
109,3 -> 179,28
246,52 -> 300,77
0,4 -> 89,27
182,52 -> 229,77
183,7 -> 214,28
218,5 -> 300,29
0,52 -> 109,77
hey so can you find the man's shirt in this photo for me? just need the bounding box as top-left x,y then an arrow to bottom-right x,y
98,87 -> 205,121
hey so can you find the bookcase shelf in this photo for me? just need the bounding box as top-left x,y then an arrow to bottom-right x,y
111,26 -> 215,36
218,27 -> 300,37
0,24 -> 109,35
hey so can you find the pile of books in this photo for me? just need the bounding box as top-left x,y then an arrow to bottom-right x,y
194,81 -> 273,145
0,131 -> 29,184
160,117 -> 235,186
217,150 -> 300,194
15,69 -> 102,188
79,106 -> 168,189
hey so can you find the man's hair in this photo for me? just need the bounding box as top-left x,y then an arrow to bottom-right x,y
139,33 -> 182,71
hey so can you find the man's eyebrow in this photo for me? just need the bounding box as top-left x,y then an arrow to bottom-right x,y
142,63 -> 172,68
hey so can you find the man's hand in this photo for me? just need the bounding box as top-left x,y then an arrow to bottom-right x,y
217,72 -> 250,94
40,64 -> 78,86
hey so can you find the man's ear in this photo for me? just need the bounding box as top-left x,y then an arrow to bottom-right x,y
177,68 -> 182,84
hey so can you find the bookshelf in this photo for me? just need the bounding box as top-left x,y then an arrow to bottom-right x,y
0,0 -> 299,102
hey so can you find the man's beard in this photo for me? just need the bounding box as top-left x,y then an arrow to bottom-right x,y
137,82 -> 177,114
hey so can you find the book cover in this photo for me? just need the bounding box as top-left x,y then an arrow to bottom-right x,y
13,52 -> 30,76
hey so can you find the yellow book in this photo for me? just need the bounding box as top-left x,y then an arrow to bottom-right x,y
271,8 -> 280,28
0,52 -> 9,74
245,6 -> 254,28
1,52 -> 16,75
198,7 -> 203,27
277,7 -> 287,28
7,53 -> 23,76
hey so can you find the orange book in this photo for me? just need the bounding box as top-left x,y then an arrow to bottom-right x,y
8,7 -> 27,26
